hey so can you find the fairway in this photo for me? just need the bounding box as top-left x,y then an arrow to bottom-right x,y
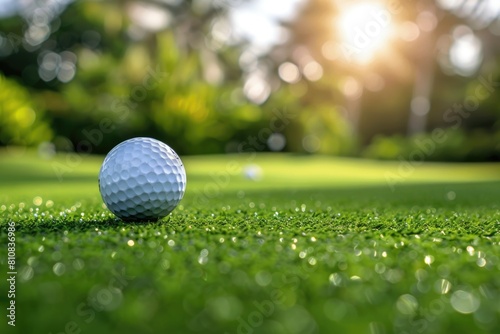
1,151 -> 500,334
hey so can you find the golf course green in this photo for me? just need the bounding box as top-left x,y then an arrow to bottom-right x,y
1,149 -> 500,334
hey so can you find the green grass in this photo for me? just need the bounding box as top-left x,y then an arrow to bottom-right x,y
1,149 -> 500,334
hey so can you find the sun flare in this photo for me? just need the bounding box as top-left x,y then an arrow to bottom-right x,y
337,2 -> 395,63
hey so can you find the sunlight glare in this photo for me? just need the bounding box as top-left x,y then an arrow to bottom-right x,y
337,2 -> 395,63
449,26 -> 483,76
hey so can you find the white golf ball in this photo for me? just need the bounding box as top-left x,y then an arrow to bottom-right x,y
243,164 -> 262,181
98,137 -> 186,221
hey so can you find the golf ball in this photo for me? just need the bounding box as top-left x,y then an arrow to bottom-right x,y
98,137 -> 186,221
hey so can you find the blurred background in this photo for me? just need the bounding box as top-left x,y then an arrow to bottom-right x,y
1,0 -> 500,162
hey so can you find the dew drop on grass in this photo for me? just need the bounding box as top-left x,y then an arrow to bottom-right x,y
198,256 -> 208,265
27,256 -> 37,266
467,246 -> 475,256
446,191 -> 456,200
33,196 -> 43,206
450,290 -> 480,314
329,273 -> 342,286
255,271 -> 272,286
476,258 -> 487,267
53,262 -> 66,276
20,266 -> 34,282
415,269 -> 428,281
478,284 -> 494,299
435,279 -> 452,294
385,269 -> 402,283
160,259 -> 170,270
374,263 -> 385,274
396,294 -> 418,315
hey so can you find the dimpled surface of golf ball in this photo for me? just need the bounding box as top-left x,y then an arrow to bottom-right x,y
99,137 -> 186,221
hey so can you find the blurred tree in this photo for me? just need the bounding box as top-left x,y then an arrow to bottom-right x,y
0,0 -> 274,154
1,0 -> 500,161
0,73 -> 52,146
268,0 -> 500,160
266,0 -> 357,155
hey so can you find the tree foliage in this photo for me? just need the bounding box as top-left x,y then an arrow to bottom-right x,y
1,0 -> 500,160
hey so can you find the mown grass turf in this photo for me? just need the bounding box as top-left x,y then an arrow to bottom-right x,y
1,149 -> 500,334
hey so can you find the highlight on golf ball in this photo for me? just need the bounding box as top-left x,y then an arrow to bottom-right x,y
98,137 -> 186,221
